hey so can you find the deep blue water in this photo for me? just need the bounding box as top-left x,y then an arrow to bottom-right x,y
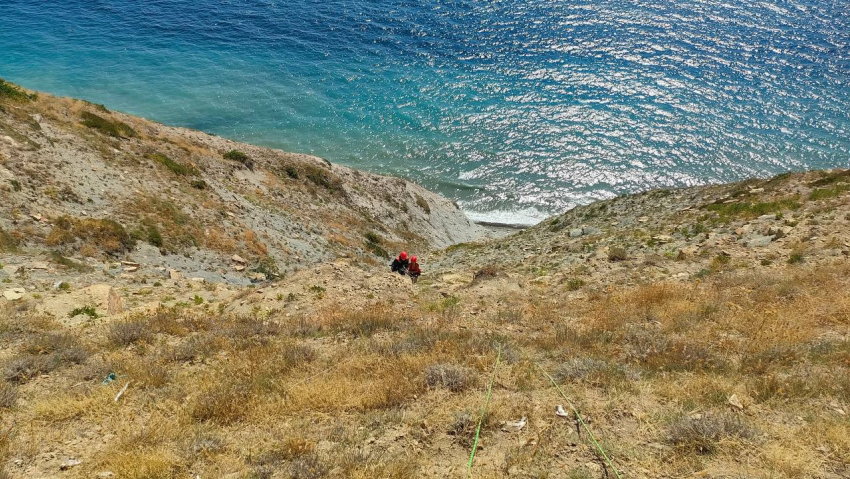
2,1 -> 849,224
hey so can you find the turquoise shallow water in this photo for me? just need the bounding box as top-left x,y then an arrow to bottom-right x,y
1,1 -> 849,224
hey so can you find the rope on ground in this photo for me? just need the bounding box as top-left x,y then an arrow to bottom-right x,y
537,364 -> 624,479
467,343 -> 502,478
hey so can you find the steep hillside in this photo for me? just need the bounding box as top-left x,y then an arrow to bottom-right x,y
1,79 -> 848,479
0,79 -> 485,285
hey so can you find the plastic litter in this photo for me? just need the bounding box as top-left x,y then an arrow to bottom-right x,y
114,382 -> 130,402
101,373 -> 117,385
555,404 -> 569,418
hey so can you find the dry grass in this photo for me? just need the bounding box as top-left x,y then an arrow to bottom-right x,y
2,260 -> 848,478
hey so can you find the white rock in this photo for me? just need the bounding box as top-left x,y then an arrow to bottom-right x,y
231,254 -> 247,264
168,269 -> 181,280
3,288 -> 26,301
728,394 -> 744,410
60,459 -> 82,470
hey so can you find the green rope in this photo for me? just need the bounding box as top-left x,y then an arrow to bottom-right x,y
538,365 -> 624,479
467,344 -> 501,478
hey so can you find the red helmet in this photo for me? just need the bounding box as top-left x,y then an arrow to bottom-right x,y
410,256 -> 418,262
399,251 -> 408,260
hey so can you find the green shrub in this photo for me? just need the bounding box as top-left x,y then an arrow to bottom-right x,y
50,251 -> 92,272
303,164 -> 342,192
69,305 -> 99,319
147,152 -> 195,176
146,225 -> 164,247
9,179 -> 21,192
190,179 -> 207,190
284,165 -> 299,179
364,231 -> 389,258
224,150 -> 254,170
0,78 -> 31,101
80,111 -> 137,138
566,278 -> 585,291
251,256 -> 280,279
809,185 -> 849,201
705,198 -> 800,220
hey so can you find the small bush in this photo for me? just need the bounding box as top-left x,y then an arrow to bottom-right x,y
303,164 -> 342,192
473,265 -> 499,283
250,257 -> 280,280
146,225 -> 164,247
555,357 -> 633,389
190,179 -> 207,190
328,308 -> 396,338
364,231 -> 389,258
284,165 -> 299,179
147,152 -> 195,176
668,412 -> 753,454
424,363 -> 474,392
189,378 -> 253,424
108,319 -> 152,346
69,305 -> 99,319
704,198 -> 800,220
0,78 -> 31,101
4,355 -> 54,383
414,193 -> 431,214
223,150 -> 254,170
9,180 -> 21,192
0,382 -> 17,409
566,278 -> 585,291
809,183 -> 849,201
787,252 -> 804,264
80,111 -> 137,138
51,251 -> 92,272
0,229 -> 20,253
47,216 -> 135,256
608,246 -> 628,262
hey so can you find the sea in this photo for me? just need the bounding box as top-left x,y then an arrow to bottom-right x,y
1,0 -> 848,225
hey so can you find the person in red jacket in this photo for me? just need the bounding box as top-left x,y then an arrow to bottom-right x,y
408,255 -> 422,283
391,251 -> 409,275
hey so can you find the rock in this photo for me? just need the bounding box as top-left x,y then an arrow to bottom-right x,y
569,228 -> 583,238
3,288 -> 25,301
30,262 -> 49,270
123,265 -> 138,273
652,235 -> 673,244
231,254 -> 247,264
189,277 -> 206,283
107,288 -> 123,315
30,213 -> 43,221
743,234 -> 773,248
234,265 -> 246,272
97,473 -> 115,479
728,394 -> 744,410
638,216 -> 650,223
749,188 -> 765,194
121,261 -> 140,267
248,272 -> 267,282
168,269 -> 181,280
60,459 -> 82,470
758,213 -> 777,220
